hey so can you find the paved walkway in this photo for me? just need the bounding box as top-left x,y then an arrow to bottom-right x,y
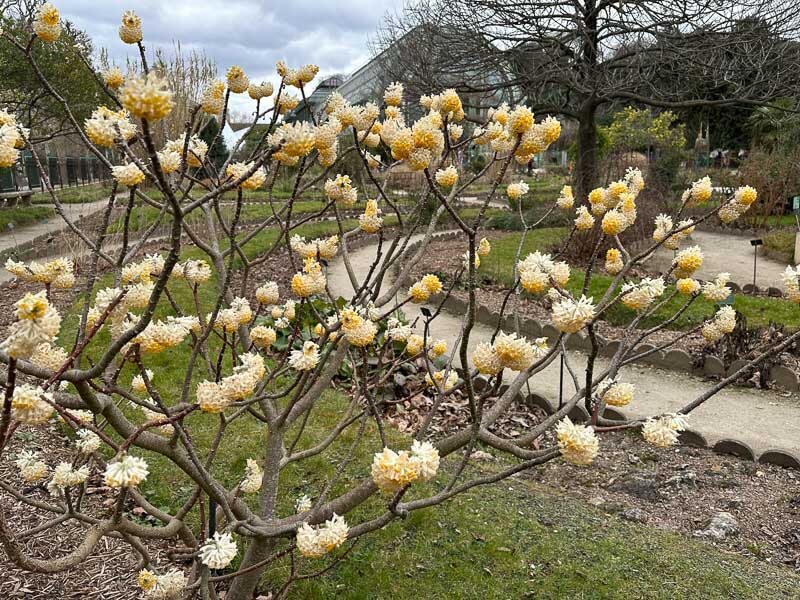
649,230 -> 790,287
0,200 -> 111,283
329,235 -> 800,455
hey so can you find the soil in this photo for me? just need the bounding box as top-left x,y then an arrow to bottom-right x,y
386,385 -> 800,570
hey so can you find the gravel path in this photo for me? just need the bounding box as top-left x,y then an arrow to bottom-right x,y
329,235 -> 800,455
648,229 -> 790,287
0,200 -> 111,283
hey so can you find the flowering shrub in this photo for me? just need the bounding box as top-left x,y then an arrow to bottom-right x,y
0,6 -> 797,599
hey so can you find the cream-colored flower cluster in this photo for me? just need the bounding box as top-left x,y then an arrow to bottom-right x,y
0,110 -> 29,167
112,163 -> 146,187
208,297 -> 253,334
474,104 -> 560,164
47,462 -> 90,495
164,135 -> 208,168
5,257 -> 75,288
296,513 -> 349,558
196,352 -> 265,413
10,384 -> 54,425
359,199 -> 383,233
621,277 -> 665,311
371,440 -> 440,494
471,333 -> 547,374
85,106 -> 136,148
701,272 -> 731,302
782,266 -> 800,303
118,10 -> 142,44
226,161 -> 266,190
425,369 -> 458,391
338,306 -> 378,347
652,214 -> 695,250
2,291 -> 61,360
599,379 -> 635,407
291,258 -> 327,298
104,454 -> 149,488
673,245 -> 703,278
517,251 -> 570,294
240,458 -> 263,494
556,417 -> 599,465
14,450 -> 49,482
551,295 -> 595,333
289,340 -> 320,371
605,248 -> 624,275
137,568 -> 186,600
642,413 -> 688,447
199,532 -> 237,569
701,305 -> 737,343
556,185 -> 574,209
290,234 -> 340,260
119,72 -> 174,122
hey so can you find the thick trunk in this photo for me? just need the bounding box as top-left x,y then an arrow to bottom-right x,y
574,102 -> 598,202
225,430 -> 284,600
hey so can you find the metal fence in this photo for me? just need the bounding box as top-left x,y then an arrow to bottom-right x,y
0,152 -> 111,193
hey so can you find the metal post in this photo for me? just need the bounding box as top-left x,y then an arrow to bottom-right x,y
753,244 -> 757,289
558,352 -> 564,409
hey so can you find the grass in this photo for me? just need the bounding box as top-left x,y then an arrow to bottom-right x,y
479,230 -> 800,330
29,181 -> 114,204
53,213 -> 800,597
0,205 -> 54,229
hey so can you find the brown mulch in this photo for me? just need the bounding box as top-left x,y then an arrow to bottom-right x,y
387,385 -> 800,570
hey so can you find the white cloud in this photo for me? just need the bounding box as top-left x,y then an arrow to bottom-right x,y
57,0 -> 404,113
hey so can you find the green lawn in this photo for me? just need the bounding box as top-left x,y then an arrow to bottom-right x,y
51,211 -> 800,597
0,205 -> 54,229
30,181 -> 114,204
479,229 -> 800,330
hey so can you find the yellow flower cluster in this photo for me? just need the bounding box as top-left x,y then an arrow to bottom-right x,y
250,325 -> 277,349
103,66 -> 124,89
408,273 -> 442,303
782,266 -> 800,303
33,3 -> 61,42
0,111 -> 27,167
2,291 -> 61,359
133,317 -> 198,354
324,174 -> 358,207
435,165 -> 458,188
119,72 -> 174,122
652,213 -> 695,250
279,62 -> 319,88
574,206 -> 595,230
290,234 -> 339,260
621,277 -> 665,311
605,248 -> 624,275
600,380 -> 635,407
226,65 -> 249,93
291,258 -> 327,298
517,251 -> 570,295
673,245 -> 703,278
11,384 -> 54,425
226,161 -> 266,190
371,441 -> 440,494
296,513 -> 349,558
255,281 -> 280,305
556,417 -> 599,465
289,341 -> 320,371
196,353 -> 265,412
506,181 -> 529,202
701,305 -> 737,343
5,256 -> 75,288
719,185 -> 758,224
472,333 -> 546,374
359,199 -> 383,233
338,307 -> 377,347
701,272 -> 731,302
165,135 -> 208,168
85,106 -> 136,147
248,81 -> 274,101
556,185 -> 574,209
425,369 -> 458,391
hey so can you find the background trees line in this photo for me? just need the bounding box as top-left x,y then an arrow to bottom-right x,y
378,0 -> 800,200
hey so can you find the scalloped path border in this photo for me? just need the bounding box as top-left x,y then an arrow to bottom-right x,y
329,232 -> 800,462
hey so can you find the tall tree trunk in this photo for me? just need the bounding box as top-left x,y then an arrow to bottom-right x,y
574,100 -> 598,202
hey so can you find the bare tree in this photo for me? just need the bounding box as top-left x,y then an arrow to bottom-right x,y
0,6 -> 798,600
377,0 -> 800,200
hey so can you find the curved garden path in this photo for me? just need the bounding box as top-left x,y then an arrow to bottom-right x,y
649,229 -> 791,287
329,234 -> 800,455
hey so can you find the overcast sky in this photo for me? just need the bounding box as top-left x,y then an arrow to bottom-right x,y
57,0 -> 406,114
